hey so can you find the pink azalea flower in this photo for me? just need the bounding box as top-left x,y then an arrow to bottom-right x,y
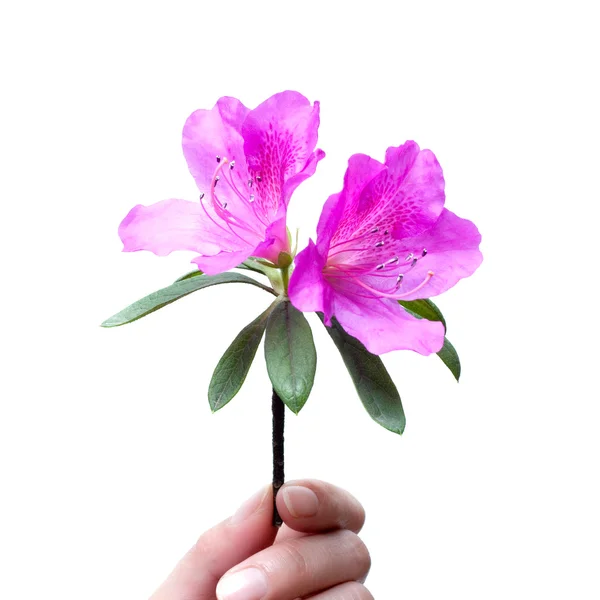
288,141 -> 482,356
119,91 -> 324,274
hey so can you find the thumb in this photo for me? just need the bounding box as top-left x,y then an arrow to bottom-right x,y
150,485 -> 276,600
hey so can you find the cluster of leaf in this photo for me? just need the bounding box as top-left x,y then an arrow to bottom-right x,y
102,267 -> 460,435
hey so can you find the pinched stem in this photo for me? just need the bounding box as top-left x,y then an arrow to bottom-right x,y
272,388 -> 285,527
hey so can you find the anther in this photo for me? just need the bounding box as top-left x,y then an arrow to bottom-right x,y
222,202 -> 227,209
384,229 -> 390,235
387,257 -> 399,265
375,241 -> 385,248
422,248 -> 428,257
229,160 -> 235,169
214,176 -> 220,187
199,192 -> 205,200
216,155 -> 221,163
249,194 -> 255,202
370,227 -> 379,233
396,274 -> 404,287
405,253 -> 414,262
256,175 -> 262,182
411,258 -> 418,267
248,179 -> 253,188
376,263 -> 385,270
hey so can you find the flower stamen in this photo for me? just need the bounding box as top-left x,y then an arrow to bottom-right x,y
325,261 -> 435,300
329,227 -> 384,255
351,270 -> 435,299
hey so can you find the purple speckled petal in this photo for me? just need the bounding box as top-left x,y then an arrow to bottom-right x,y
330,291 -> 445,355
323,154 -> 386,252
119,198 -> 238,257
315,191 -> 344,255
282,148 -> 326,205
242,91 -> 321,219
354,142 -> 445,241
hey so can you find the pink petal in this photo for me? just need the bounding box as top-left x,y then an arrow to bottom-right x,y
242,91 -> 321,219
182,96 -> 250,206
330,292 -> 445,355
191,249 -> 251,275
288,240 -> 332,318
390,208 -> 483,301
315,191 -> 344,254
119,198 -> 227,257
323,154 -> 386,251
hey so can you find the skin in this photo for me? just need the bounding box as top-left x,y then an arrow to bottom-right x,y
150,479 -> 373,600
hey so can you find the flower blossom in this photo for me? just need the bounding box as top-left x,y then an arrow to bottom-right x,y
288,141 -> 482,355
119,91 -> 324,274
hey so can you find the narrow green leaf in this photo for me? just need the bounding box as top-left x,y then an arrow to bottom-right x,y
101,272 -> 276,327
175,269 -> 204,282
398,298 -> 447,331
437,337 -> 461,381
236,261 -> 269,276
398,298 -> 461,380
208,306 -> 274,412
320,315 -> 405,435
265,301 -> 317,414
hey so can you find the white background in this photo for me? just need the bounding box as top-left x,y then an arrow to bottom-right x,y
1,1 -> 599,598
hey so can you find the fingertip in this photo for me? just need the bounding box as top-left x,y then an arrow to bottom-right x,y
281,485 -> 320,518
277,479 -> 366,534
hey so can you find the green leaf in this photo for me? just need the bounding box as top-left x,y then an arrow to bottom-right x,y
101,272 -> 276,327
320,315 -> 405,435
265,301 -> 317,414
208,306 -> 274,412
398,298 -> 447,331
236,261 -> 270,277
398,298 -> 461,380
175,269 -> 204,282
437,337 -> 461,382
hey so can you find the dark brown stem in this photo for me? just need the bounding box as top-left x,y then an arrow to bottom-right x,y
272,388 -> 285,527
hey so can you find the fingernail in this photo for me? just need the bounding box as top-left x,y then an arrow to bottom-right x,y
216,567 -> 268,600
282,485 -> 319,518
231,486 -> 268,525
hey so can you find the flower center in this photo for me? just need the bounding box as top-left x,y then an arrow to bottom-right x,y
196,155 -> 272,245
328,227 -> 392,262
324,222 -> 434,300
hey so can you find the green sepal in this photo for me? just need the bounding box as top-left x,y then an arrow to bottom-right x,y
265,301 -> 317,414
398,298 -> 461,381
320,315 -> 405,435
208,305 -> 275,412
101,272 -> 276,327
277,251 -> 293,269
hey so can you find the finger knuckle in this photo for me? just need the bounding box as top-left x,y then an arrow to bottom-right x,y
338,530 -> 371,575
279,538 -> 311,578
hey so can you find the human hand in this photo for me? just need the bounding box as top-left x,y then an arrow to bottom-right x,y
150,479 -> 372,599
